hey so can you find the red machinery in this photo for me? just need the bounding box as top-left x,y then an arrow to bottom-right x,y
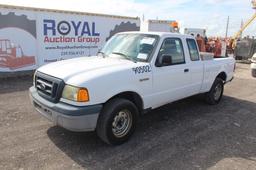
0,39 -> 35,70
205,38 -> 223,58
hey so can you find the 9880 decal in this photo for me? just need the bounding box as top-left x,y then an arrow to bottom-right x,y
132,65 -> 151,74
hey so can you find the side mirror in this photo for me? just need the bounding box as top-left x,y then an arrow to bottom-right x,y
97,48 -> 102,53
156,54 -> 172,67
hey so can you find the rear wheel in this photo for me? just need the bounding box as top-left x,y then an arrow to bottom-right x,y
205,78 -> 224,105
96,98 -> 138,145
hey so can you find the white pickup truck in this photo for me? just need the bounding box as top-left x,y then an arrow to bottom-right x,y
29,32 -> 235,145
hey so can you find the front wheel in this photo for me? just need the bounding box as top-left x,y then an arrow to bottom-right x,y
205,78 -> 224,105
252,69 -> 256,78
96,98 -> 138,145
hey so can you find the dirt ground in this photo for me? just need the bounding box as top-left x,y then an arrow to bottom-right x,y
0,63 -> 256,170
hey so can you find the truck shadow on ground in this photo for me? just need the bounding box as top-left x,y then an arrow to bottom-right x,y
47,95 -> 256,169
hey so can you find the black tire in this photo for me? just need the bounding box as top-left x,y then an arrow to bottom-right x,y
205,78 -> 224,105
252,69 -> 256,78
96,98 -> 139,145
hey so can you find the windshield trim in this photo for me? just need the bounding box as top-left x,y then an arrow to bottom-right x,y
111,51 -> 137,63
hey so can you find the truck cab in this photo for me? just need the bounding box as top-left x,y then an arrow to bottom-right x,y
30,32 -> 235,145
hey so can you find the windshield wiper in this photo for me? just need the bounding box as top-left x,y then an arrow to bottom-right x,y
112,52 -> 137,63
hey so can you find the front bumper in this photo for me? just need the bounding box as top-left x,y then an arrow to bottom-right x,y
29,86 -> 102,132
251,62 -> 256,69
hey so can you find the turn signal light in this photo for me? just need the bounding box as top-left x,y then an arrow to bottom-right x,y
77,88 -> 89,102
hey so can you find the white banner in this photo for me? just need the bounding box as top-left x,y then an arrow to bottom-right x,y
0,6 -> 140,72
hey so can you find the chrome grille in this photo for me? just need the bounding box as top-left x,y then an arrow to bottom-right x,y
35,72 -> 64,103
36,77 -> 54,96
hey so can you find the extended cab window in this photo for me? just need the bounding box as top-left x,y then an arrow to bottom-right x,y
157,38 -> 185,66
187,39 -> 200,61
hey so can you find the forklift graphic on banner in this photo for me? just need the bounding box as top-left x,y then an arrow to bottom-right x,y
0,39 -> 35,69
0,11 -> 37,71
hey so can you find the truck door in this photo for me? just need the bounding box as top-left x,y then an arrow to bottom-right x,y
151,38 -> 191,108
186,38 -> 204,95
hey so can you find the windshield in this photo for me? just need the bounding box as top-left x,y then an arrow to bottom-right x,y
99,34 -> 159,62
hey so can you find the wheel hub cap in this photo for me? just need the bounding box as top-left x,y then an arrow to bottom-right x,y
112,109 -> 132,138
214,84 -> 222,100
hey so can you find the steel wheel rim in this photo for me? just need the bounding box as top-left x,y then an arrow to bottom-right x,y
214,84 -> 222,100
112,109 -> 132,138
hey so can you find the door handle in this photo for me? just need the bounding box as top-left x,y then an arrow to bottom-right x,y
184,69 -> 189,73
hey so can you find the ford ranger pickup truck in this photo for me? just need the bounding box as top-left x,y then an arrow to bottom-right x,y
29,32 -> 235,145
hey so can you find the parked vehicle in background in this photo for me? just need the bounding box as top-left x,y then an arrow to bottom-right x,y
29,32 -> 235,145
140,19 -> 179,33
251,53 -> 256,77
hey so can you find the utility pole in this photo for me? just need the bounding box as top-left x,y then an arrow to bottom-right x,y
240,19 -> 244,38
225,16 -> 229,38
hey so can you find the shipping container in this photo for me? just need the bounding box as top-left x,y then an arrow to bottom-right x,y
184,28 -> 206,37
0,4 -> 140,72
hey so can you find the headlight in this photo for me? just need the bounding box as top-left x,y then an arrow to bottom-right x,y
252,54 -> 256,63
62,85 -> 89,102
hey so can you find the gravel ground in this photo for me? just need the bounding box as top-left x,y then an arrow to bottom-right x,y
0,63 -> 256,170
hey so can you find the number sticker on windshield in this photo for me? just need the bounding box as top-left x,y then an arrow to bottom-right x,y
132,65 -> 151,74
137,53 -> 148,60
141,37 -> 155,45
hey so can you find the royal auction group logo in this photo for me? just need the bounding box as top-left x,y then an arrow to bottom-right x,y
43,19 -> 101,43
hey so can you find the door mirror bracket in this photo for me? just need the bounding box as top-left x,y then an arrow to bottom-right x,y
156,54 -> 173,67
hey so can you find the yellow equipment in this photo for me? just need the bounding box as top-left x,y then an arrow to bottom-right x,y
232,0 -> 256,49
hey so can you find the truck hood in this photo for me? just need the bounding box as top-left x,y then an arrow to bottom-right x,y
37,56 -> 145,82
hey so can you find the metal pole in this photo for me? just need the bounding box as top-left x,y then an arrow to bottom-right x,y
240,19 -> 244,38
225,16 -> 229,38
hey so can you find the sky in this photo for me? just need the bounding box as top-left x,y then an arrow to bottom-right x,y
0,0 -> 255,37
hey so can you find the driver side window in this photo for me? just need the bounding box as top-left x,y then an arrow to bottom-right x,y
157,38 -> 185,66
